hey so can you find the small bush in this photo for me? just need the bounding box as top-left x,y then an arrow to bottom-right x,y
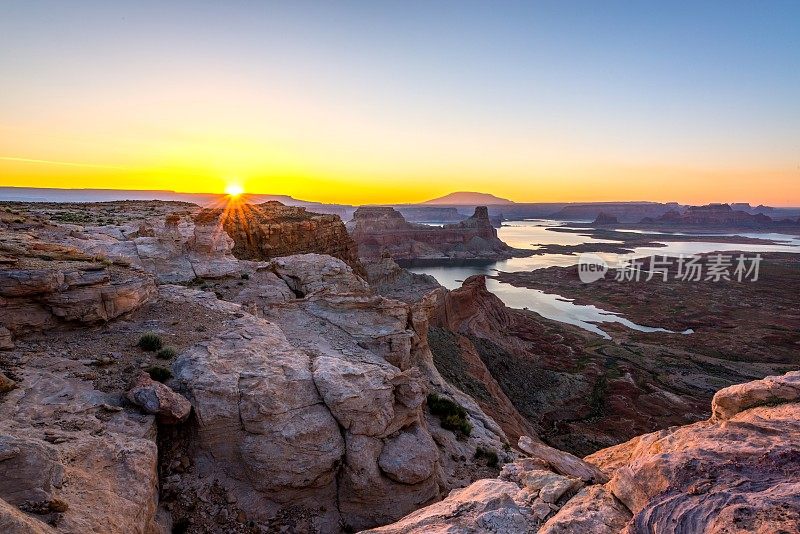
427,393 -> 472,437
147,366 -> 172,382
138,332 -> 163,352
240,273 -> 250,280
156,346 -> 177,360
474,446 -> 499,468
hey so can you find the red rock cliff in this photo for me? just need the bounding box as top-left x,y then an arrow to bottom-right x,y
199,201 -> 365,275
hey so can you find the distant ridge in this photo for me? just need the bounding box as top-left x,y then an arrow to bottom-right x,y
423,191 -> 514,205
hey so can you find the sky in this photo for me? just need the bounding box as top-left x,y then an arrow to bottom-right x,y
1,1 -> 799,205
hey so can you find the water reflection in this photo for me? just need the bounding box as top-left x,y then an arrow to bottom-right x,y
405,220 -> 799,338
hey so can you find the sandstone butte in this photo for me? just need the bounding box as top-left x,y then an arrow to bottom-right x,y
0,201 -> 797,533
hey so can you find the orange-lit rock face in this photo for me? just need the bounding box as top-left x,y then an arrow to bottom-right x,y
199,201 -> 365,275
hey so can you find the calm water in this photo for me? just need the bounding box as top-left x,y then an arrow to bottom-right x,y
407,219 -> 800,338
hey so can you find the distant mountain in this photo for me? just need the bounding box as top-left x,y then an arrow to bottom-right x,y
423,191 -> 514,205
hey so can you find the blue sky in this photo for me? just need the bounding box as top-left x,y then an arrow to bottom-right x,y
1,1 -> 799,203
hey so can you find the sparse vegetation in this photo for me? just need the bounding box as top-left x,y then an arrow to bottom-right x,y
138,332 -> 163,352
474,446 -> 499,468
427,393 -> 472,437
241,273 -> 250,280
157,346 -> 177,360
147,366 -> 173,382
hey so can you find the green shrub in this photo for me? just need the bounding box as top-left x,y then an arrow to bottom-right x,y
147,366 -> 173,382
156,346 -> 177,360
138,332 -> 163,352
240,273 -> 250,280
474,446 -> 499,468
427,393 -> 472,437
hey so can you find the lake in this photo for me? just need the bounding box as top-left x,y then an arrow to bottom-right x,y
407,219 -> 800,338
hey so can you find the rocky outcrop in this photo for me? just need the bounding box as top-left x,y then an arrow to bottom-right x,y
0,362 -> 160,533
63,210 -> 240,283
711,370 -> 800,421
369,369 -> 800,533
0,255 -> 156,348
211,201 -> 364,275
347,206 -> 521,260
162,255 -> 509,531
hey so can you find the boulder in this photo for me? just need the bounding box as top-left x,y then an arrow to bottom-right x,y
378,424 -> 438,484
125,372 -> 192,423
518,435 -> 607,484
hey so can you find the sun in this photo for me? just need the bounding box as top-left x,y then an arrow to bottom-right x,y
225,183 -> 244,197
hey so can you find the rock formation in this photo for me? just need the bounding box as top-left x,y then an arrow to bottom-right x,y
211,201 -> 364,275
592,212 -> 619,225
160,254 -> 510,531
0,220 -> 157,348
347,205 -> 521,260
368,369 -> 800,533
641,203 -> 779,228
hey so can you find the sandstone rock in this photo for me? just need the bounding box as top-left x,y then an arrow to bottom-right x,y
362,478 -> 534,534
126,372 -> 192,423
0,366 -> 160,533
378,424 -> 438,484
43,274 -> 156,323
598,372 -> 800,532
270,253 -> 369,296
375,371 -> 800,534
0,260 -> 156,344
538,485 -> 631,534
0,497 -> 55,534
169,279 -> 445,530
362,253 -> 442,303
0,269 -> 64,297
711,369 -> 800,421
213,201 -> 364,275
518,435 -> 607,484
0,326 -> 13,350
0,372 -> 14,393
312,356 -> 423,437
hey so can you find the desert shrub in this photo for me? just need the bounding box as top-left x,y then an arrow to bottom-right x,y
427,393 -> 472,437
156,346 -> 177,360
147,366 -> 172,382
241,273 -> 250,280
474,446 -> 499,468
138,332 -> 163,352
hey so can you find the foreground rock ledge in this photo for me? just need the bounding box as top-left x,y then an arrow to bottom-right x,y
364,370 -> 800,533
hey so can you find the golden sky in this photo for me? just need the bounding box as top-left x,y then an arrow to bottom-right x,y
2,2 -> 799,206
